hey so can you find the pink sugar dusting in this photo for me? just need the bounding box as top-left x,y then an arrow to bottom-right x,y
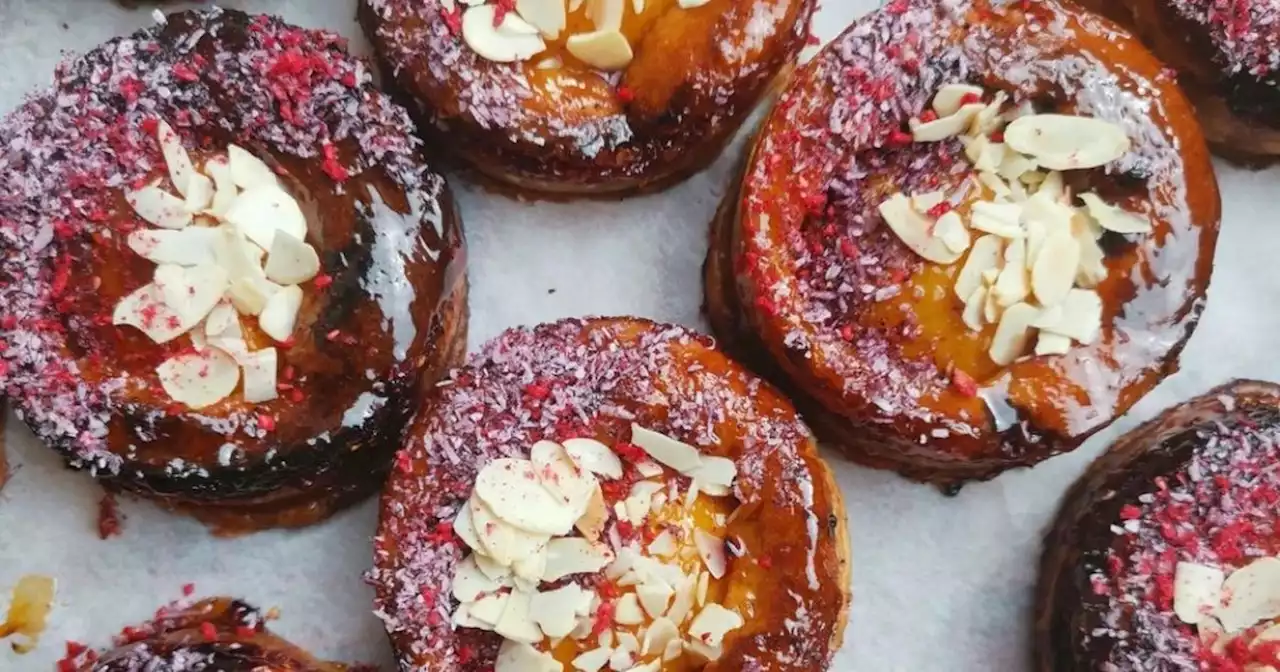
0,8 -> 447,474
1084,415 -> 1280,670
371,318 -> 839,670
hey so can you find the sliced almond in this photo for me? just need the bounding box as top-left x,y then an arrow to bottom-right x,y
452,555 -> 509,603
227,277 -> 277,316
156,120 -> 196,196
667,573 -> 698,626
154,263 -> 228,327
614,593 -> 645,626
688,604 -> 744,649
964,136 -> 1004,173
625,481 -> 663,523
663,638 -> 684,661
910,103 -> 984,142
694,529 -> 727,579
934,211 -> 971,254
642,617 -> 680,656
970,201 -> 1025,239
184,173 -> 214,213
576,483 -> 609,542
1173,562 -> 1224,625
516,0 -> 566,38
470,496 -> 551,567
464,4 -> 547,62
878,194 -> 964,264
587,0 -> 624,30
684,456 -> 735,490
1078,192 -> 1153,234
911,190 -> 946,213
563,437 -> 624,479
264,232 -> 320,285
239,347 -> 278,403
227,145 -> 277,191
495,590 -> 543,644
127,227 -> 219,267
543,537 -> 614,582
573,647 -> 614,672
495,640 -> 559,672
127,185 -> 192,230
631,424 -> 703,472
258,285 -> 304,343
635,459 -> 664,478
156,348 -> 240,409
648,531 -> 677,557
204,156 -> 238,216
932,83 -> 985,117
1030,230 -> 1080,307
955,235 -> 1003,300
476,458 -> 578,535
1074,230 -> 1108,288
512,542 -> 549,586
453,504 -> 485,554
696,571 -> 710,606
677,0 -> 711,6
1215,557 -> 1280,633
224,186 -> 307,251
1040,288 -> 1103,344
532,584 -> 591,638
968,91 -> 1008,137
988,302 -> 1039,366
1034,333 -> 1072,356
992,261 -> 1028,309
1003,114 -> 1130,170
608,649 -> 634,671
637,583 -> 673,619
531,440 -> 595,513
566,30 -> 633,71
962,286 -> 988,332
976,170 -> 1012,200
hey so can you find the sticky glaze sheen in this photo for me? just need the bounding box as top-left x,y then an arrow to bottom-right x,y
371,317 -> 850,671
707,0 -> 1220,485
0,8 -> 467,533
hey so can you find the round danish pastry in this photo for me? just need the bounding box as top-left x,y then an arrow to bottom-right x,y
1070,0 -> 1280,165
703,0 -> 1220,489
0,8 -> 467,534
357,0 -> 818,198
1035,381 -> 1280,670
62,596 -> 357,671
372,318 -> 850,671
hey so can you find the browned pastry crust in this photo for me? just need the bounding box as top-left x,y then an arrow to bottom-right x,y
371,317 -> 850,670
357,0 -> 818,199
0,9 -> 468,535
75,597 -> 356,671
703,0 -> 1220,490
1070,0 -> 1280,166
1034,380 -> 1280,670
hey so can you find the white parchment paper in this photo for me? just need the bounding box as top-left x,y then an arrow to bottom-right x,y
1,1 -> 1275,669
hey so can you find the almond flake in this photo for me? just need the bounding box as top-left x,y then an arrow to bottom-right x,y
997,152 -> 1038,182
678,0 -> 711,6
1034,333 -> 1072,356
637,583 -> 673,619
1078,192 -> 1153,234
563,438 -> 624,479
878,193 -> 963,264
157,348 -> 240,409
1004,114 -> 1130,170
452,602 -> 487,629
688,604 -> 744,649
910,103 -> 983,142
635,459 -> 664,478
643,617 -> 679,656
663,638 -> 683,661
227,145 -> 277,191
204,157 -> 238,216
184,173 -> 214,213
608,649 -> 634,671
694,530 -> 727,579
156,120 -> 196,196
239,347 -> 279,403
464,4 -> 547,62
224,186 -> 307,251
1074,230 -> 1108,288
476,458 -> 578,535
968,91 -> 1008,136
970,201 -> 1025,239
623,661 -> 660,672
962,287 -> 987,332
647,531 -> 677,557
532,584 -> 592,637
988,302 -> 1039,366
264,232 -> 320,285
976,170 -> 1012,199
532,440 -> 595,513
495,640 -> 559,672
617,631 -> 639,653
254,285 -> 301,343
1030,230 -> 1080,307
588,0 -> 624,30
1039,288 -> 1103,344
566,31 -> 633,71
932,83 -> 985,117
992,255 -> 1028,309
470,591 -> 510,626
154,263 -> 229,327
934,211 -> 971,254
983,286 -> 1003,324
696,571 -> 710,607
1216,557 -> 1280,633
1173,562 -> 1224,624
512,542 -> 549,584
452,556 -> 509,603
516,0 -> 566,38
544,537 -> 614,582
911,190 -> 946,213
573,647 -> 614,672
667,573 -> 698,625
470,496 -> 551,567
614,593 -> 645,625
495,590 -> 543,644
576,483 -> 609,542
631,425 -> 703,472
127,227 -> 219,267
955,235 -> 1003,301
127,185 -> 193,230
964,135 -> 1003,173
475,553 -> 512,582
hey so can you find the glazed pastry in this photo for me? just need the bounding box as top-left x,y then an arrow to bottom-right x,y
703,0 -> 1220,489
1035,381 -> 1280,670
62,597 -> 357,671
372,318 -> 849,670
1070,0 -> 1280,165
0,8 -> 467,534
358,0 -> 817,198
